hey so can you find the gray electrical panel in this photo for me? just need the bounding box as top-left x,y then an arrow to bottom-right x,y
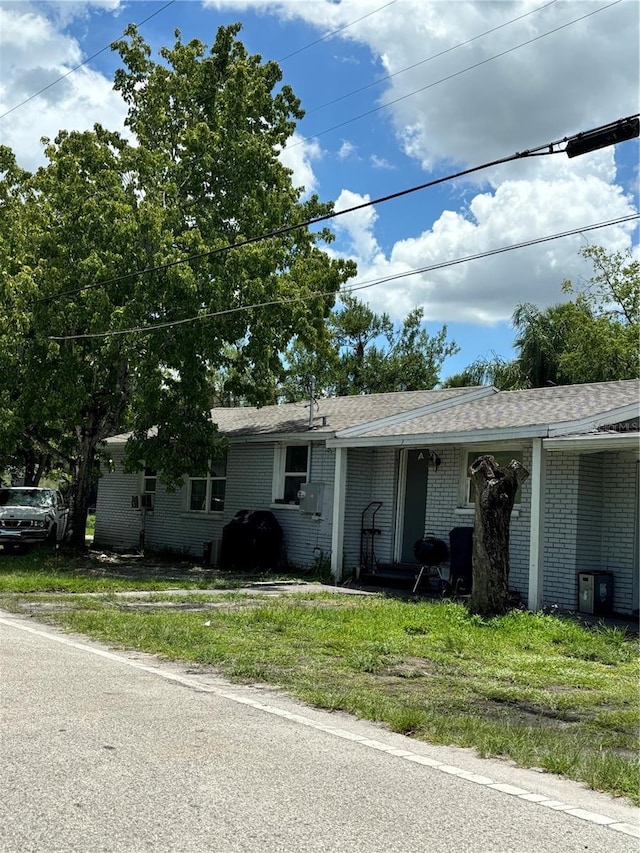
298,482 -> 324,515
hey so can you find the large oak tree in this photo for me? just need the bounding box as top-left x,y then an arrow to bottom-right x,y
0,24 -> 354,547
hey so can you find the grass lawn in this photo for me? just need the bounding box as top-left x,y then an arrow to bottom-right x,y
1,550 -> 638,805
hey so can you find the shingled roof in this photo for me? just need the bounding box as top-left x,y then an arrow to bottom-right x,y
214,386 -> 489,437
106,380 -> 639,445
331,379 -> 640,445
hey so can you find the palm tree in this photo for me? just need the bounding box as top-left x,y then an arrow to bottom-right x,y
512,302 -> 586,387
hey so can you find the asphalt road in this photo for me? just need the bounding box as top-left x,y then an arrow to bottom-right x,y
1,610 -> 638,853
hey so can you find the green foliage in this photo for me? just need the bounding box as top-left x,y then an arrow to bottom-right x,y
441,352 -> 525,390
280,292 -> 458,399
0,25 -> 355,545
441,246 -> 639,389
559,245 -> 639,383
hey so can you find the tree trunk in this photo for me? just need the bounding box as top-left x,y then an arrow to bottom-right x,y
67,432 -> 97,550
468,455 -> 529,616
20,448 -> 51,486
66,363 -> 131,550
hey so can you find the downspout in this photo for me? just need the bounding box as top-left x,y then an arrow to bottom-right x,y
528,438 -> 546,611
331,446 -> 347,583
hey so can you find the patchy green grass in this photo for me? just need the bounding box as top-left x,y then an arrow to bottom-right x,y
7,577 -> 638,805
0,548 -> 289,595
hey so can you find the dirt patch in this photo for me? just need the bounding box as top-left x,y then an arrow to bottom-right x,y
117,600 -> 249,612
473,697 -> 584,729
15,601 -> 80,613
384,658 -> 441,679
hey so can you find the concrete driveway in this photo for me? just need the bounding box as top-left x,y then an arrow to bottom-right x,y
1,609 -> 638,853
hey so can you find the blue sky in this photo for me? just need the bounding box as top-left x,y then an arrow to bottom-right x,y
1,0 -> 638,381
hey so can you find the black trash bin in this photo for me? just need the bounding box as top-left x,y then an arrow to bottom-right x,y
449,527 -> 474,595
220,510 -> 282,571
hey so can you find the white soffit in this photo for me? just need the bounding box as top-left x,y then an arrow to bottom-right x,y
544,433 -> 640,453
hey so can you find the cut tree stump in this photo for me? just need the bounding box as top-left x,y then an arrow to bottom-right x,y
468,454 -> 530,616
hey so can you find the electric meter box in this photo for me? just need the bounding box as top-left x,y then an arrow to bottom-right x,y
298,483 -> 324,515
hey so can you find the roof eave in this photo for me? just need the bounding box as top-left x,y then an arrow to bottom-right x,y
327,425 -> 550,448
547,400 -> 640,437
544,433 -> 640,453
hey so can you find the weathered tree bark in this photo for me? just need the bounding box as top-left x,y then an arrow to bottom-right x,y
468,455 -> 530,616
66,363 -> 131,551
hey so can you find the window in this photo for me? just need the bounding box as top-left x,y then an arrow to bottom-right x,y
143,467 -> 156,494
188,456 -> 227,513
464,449 -> 524,505
274,444 -> 309,505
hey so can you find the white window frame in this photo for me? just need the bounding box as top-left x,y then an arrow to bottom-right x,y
461,446 -> 524,507
142,467 -> 157,494
187,456 -> 227,515
272,443 -> 310,507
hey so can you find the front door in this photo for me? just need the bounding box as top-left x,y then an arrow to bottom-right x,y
399,449 -> 430,563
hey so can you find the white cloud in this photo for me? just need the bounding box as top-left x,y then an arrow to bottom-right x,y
0,3 -> 127,171
279,134 -> 321,196
332,162 -> 637,324
333,189 -> 385,264
338,140 -> 358,160
370,154 -> 394,169
37,0 -> 124,26
212,0 -> 638,325
243,1 -> 638,173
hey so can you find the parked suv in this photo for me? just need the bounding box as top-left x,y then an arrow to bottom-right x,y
0,487 -> 69,550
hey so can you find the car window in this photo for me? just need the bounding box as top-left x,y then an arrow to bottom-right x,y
0,489 -> 55,508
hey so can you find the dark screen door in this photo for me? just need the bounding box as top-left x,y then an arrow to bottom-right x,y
400,449 -> 429,563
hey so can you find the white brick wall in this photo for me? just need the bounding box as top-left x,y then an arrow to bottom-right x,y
96,440 -> 340,568
95,438 -> 638,613
599,451 -> 638,613
543,453 -> 579,610
542,450 -> 638,614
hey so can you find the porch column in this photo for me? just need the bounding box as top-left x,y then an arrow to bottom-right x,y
528,438 -> 546,611
331,446 -> 348,583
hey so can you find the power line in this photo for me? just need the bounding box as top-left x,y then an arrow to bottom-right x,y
1,0 -> 394,125
32,113 -> 639,307
0,0 -> 176,121
346,214 -> 639,295
290,0 -> 622,149
278,0 -> 397,62
306,0 -> 558,116
48,213 -> 639,341
32,139 -> 564,307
